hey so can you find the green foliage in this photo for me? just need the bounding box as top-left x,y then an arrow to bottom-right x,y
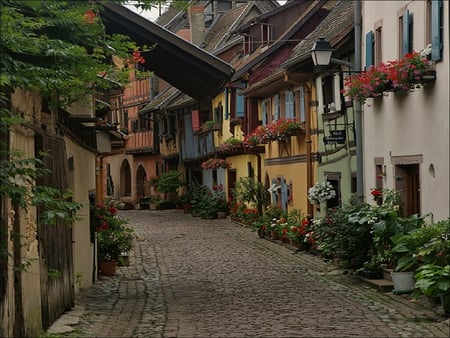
232,177 -> 270,214
414,265 -> 450,297
191,183 -> 228,219
315,202 -> 373,268
91,200 -> 133,262
156,170 -> 183,195
0,0 -> 163,106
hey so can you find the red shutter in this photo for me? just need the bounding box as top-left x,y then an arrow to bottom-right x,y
192,110 -> 200,131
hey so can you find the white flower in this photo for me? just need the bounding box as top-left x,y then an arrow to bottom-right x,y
307,181 -> 336,204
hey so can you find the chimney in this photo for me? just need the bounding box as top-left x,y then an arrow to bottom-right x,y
188,5 -> 205,47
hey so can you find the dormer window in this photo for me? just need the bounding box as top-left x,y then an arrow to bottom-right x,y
260,23 -> 272,46
243,34 -> 254,54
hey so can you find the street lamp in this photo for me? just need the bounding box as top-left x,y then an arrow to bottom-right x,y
310,37 -> 333,67
310,37 -> 364,202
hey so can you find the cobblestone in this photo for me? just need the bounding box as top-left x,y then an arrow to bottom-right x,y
53,210 -> 450,337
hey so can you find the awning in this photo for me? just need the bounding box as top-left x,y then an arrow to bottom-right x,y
100,2 -> 234,101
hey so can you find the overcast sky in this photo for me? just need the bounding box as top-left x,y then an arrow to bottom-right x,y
125,1 -> 288,22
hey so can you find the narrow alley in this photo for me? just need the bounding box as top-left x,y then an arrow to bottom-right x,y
53,210 -> 449,337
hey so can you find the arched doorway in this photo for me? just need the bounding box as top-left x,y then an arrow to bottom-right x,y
120,159 -> 131,197
136,165 -> 147,198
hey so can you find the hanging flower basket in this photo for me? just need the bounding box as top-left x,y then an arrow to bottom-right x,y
200,158 -> 232,170
307,181 -> 336,204
243,119 -> 304,146
343,52 -> 435,104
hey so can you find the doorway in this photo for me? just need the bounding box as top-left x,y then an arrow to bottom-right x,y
395,164 -> 420,216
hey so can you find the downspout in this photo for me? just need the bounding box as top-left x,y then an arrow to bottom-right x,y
354,0 -> 364,202
284,73 -> 313,217
304,85 -> 313,218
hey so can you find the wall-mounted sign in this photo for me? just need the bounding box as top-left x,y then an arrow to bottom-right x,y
324,129 -> 346,144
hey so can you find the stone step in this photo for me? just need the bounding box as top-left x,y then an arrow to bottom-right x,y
360,277 -> 395,292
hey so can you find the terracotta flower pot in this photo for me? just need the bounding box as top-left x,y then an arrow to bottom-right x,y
99,261 -> 118,276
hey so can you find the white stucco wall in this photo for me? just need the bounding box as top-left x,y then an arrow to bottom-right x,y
362,1 -> 449,221
65,137 -> 96,292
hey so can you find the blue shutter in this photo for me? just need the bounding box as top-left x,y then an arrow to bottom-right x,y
402,9 -> 411,56
236,93 -> 244,117
431,0 -> 442,61
274,94 -> 279,121
365,31 -> 374,68
280,178 -> 288,212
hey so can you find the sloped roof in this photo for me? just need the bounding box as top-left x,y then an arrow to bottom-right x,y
141,1 -> 278,113
139,86 -> 181,114
240,1 -> 354,97
100,2 -> 234,101
231,0 -> 329,81
283,0 -> 355,70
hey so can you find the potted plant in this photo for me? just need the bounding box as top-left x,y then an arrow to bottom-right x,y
91,201 -> 134,275
307,181 -> 336,205
412,219 -> 450,314
414,265 -> 450,315
387,214 -> 433,293
156,170 -> 183,202
97,224 -> 133,275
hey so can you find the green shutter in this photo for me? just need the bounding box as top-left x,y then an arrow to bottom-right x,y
431,0 -> 442,61
236,94 -> 244,117
402,9 -> 411,56
365,31 -> 374,68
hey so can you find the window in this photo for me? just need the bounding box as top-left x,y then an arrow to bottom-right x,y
273,94 -> 279,121
298,87 -> 306,122
260,23 -> 272,46
285,91 -> 295,119
375,164 -> 384,206
214,102 -> 223,125
243,35 -> 254,55
325,174 -> 341,209
375,24 -> 382,66
322,76 -> 334,113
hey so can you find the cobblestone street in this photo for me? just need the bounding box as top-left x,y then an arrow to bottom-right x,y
58,210 -> 449,337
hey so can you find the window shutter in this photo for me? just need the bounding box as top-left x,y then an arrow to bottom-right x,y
274,94 -> 279,121
333,74 -> 342,112
365,31 -> 374,68
402,9 -> 411,56
236,93 -> 244,117
285,91 -> 294,119
192,110 -> 200,131
431,0 -> 442,61
224,88 -> 229,119
280,178 -> 287,211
